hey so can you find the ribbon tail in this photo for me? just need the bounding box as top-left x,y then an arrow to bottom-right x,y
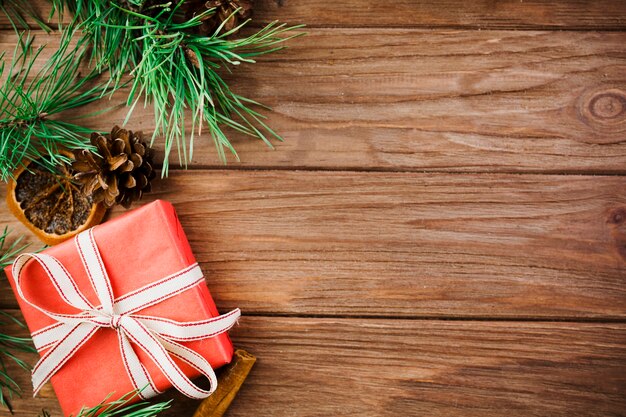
120,317 -> 214,399
117,331 -> 161,399
158,336 -> 219,395
31,323 -> 98,396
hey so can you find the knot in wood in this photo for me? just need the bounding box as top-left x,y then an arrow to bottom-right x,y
589,91 -> 625,120
607,207 -> 626,262
576,87 -> 625,143
608,207 -> 626,225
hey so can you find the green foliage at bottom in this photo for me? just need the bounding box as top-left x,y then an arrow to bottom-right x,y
40,389 -> 171,417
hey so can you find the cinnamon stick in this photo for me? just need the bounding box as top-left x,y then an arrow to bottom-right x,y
192,349 -> 257,417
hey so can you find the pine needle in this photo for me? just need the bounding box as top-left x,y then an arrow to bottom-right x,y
39,389 -> 171,417
0,29 -> 117,182
0,226 -> 28,268
51,0 -> 304,176
0,0 -> 53,33
0,227 -> 34,413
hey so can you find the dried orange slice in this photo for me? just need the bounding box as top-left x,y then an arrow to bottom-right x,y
6,155 -> 106,246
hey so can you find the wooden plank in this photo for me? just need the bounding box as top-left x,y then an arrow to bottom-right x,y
183,29 -> 626,172
254,0 -> 626,30
1,0 -> 625,30
1,29 -> 624,173
4,315 -> 626,416
2,171 -> 625,319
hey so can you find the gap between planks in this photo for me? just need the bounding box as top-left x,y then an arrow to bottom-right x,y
150,166 -> 626,176
237,311 -> 626,324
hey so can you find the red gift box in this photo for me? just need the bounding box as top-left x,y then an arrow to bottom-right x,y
5,200 -> 234,416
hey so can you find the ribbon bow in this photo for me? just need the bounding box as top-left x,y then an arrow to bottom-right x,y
12,228 -> 240,399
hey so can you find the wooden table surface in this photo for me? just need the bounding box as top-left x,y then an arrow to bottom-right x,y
1,1 -> 626,416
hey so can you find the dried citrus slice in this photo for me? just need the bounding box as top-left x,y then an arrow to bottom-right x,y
6,155 -> 106,246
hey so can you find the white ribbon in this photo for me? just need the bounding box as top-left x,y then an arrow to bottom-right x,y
11,228 -> 240,399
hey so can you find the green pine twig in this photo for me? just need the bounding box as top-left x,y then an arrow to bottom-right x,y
51,0 -> 304,176
0,227 -> 34,413
0,226 -> 28,268
0,29 -> 118,182
40,389 -> 171,417
0,311 -> 34,413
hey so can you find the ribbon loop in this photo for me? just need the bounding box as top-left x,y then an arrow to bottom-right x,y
12,227 -> 239,399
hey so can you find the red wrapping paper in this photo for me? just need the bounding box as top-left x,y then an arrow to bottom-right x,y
5,200 -> 234,416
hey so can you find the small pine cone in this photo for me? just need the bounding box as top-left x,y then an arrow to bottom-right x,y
192,0 -> 253,36
73,126 -> 156,209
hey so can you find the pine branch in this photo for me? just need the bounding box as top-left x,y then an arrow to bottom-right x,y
0,226 -> 28,269
0,312 -> 34,413
51,0 -> 304,176
40,389 -> 171,417
0,30 -> 117,182
0,227 -> 34,413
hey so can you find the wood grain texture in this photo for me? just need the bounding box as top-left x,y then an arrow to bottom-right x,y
1,171 -> 625,319
188,29 -> 626,172
4,314 -> 626,416
1,29 -> 624,173
0,2 -> 624,416
2,0 -> 626,30
253,0 -> 626,30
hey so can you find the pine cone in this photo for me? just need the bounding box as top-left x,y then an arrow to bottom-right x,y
72,126 -> 156,209
186,0 -> 253,36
